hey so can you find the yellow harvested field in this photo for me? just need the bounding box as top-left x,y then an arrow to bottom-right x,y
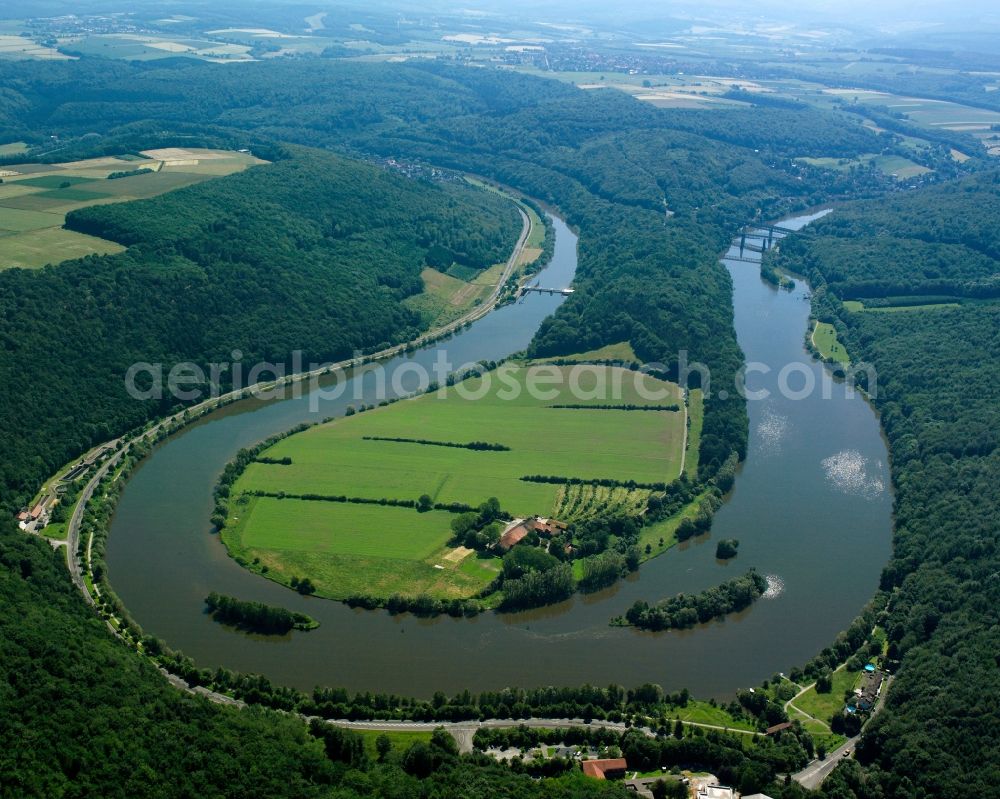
0,148 -> 265,269
141,147 -> 231,160
442,546 -> 474,564
206,27 -> 294,38
0,35 -> 74,60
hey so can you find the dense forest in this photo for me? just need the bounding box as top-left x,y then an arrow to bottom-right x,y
777,171 -> 1000,300
0,145 -> 518,510
775,174 -> 1000,798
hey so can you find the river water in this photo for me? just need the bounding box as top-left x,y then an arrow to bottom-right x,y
106,213 -> 892,698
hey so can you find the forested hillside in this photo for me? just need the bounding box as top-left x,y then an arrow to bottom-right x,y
0,146 -> 519,510
776,174 -> 1000,798
781,171 -> 1000,300
0,522 -> 631,798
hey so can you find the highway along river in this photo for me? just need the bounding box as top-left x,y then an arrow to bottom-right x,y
106,212 -> 892,698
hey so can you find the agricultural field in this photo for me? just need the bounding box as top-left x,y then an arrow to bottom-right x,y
0,34 -> 72,60
0,141 -> 28,156
58,34 -> 254,62
515,69 -> 763,109
226,364 -> 687,598
224,497 -> 502,599
796,153 -> 931,180
0,148 -> 264,269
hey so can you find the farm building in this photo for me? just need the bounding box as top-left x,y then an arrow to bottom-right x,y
497,520 -> 529,552
581,758 -> 627,780
497,516 -> 569,552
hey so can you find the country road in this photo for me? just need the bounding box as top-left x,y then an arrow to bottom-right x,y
792,675 -> 892,790
55,195 -> 533,615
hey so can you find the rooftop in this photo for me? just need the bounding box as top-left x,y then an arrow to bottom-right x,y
581,758 -> 627,779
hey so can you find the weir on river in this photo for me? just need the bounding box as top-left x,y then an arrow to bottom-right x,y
106,212 -> 892,698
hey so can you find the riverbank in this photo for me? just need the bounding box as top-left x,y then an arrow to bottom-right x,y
96,208 -> 890,700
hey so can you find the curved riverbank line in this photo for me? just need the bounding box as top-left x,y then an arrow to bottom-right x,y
97,209 -> 890,699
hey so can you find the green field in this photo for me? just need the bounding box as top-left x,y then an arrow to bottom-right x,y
672,699 -> 756,732
350,729 -> 433,759
791,667 -> 861,723
811,321 -> 850,365
684,389 -> 704,480
238,365 -> 684,508
224,496 -> 502,599
226,364 -> 687,599
796,153 -> 930,180
405,182 -> 542,327
0,149 -> 263,269
843,299 -> 963,313
0,141 -> 28,156
533,341 -> 639,364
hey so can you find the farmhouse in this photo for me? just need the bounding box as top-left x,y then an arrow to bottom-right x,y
497,519 -> 529,552
497,516 -> 570,552
581,758 -> 627,780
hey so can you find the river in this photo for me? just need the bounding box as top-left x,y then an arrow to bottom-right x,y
106,212 -> 892,698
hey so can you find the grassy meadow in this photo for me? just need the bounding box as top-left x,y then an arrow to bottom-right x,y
225,364 -> 687,599
0,148 -> 264,269
791,667 -> 861,723
811,321 -> 850,365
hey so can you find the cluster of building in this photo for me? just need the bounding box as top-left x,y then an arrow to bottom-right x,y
847,664 -> 885,715
16,496 -> 54,530
497,516 -> 569,552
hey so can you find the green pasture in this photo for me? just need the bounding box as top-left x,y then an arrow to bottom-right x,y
236,365 -> 685,516
812,321 -> 849,365
224,496 -> 502,599
228,365 -> 687,598
792,668 -> 861,723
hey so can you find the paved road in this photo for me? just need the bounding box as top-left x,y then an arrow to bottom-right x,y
792,675 -> 892,790
324,715 -> 762,753
64,445 -> 124,604
52,194 -> 533,616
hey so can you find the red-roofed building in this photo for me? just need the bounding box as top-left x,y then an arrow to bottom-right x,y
581,758 -> 627,780
497,522 -> 529,552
